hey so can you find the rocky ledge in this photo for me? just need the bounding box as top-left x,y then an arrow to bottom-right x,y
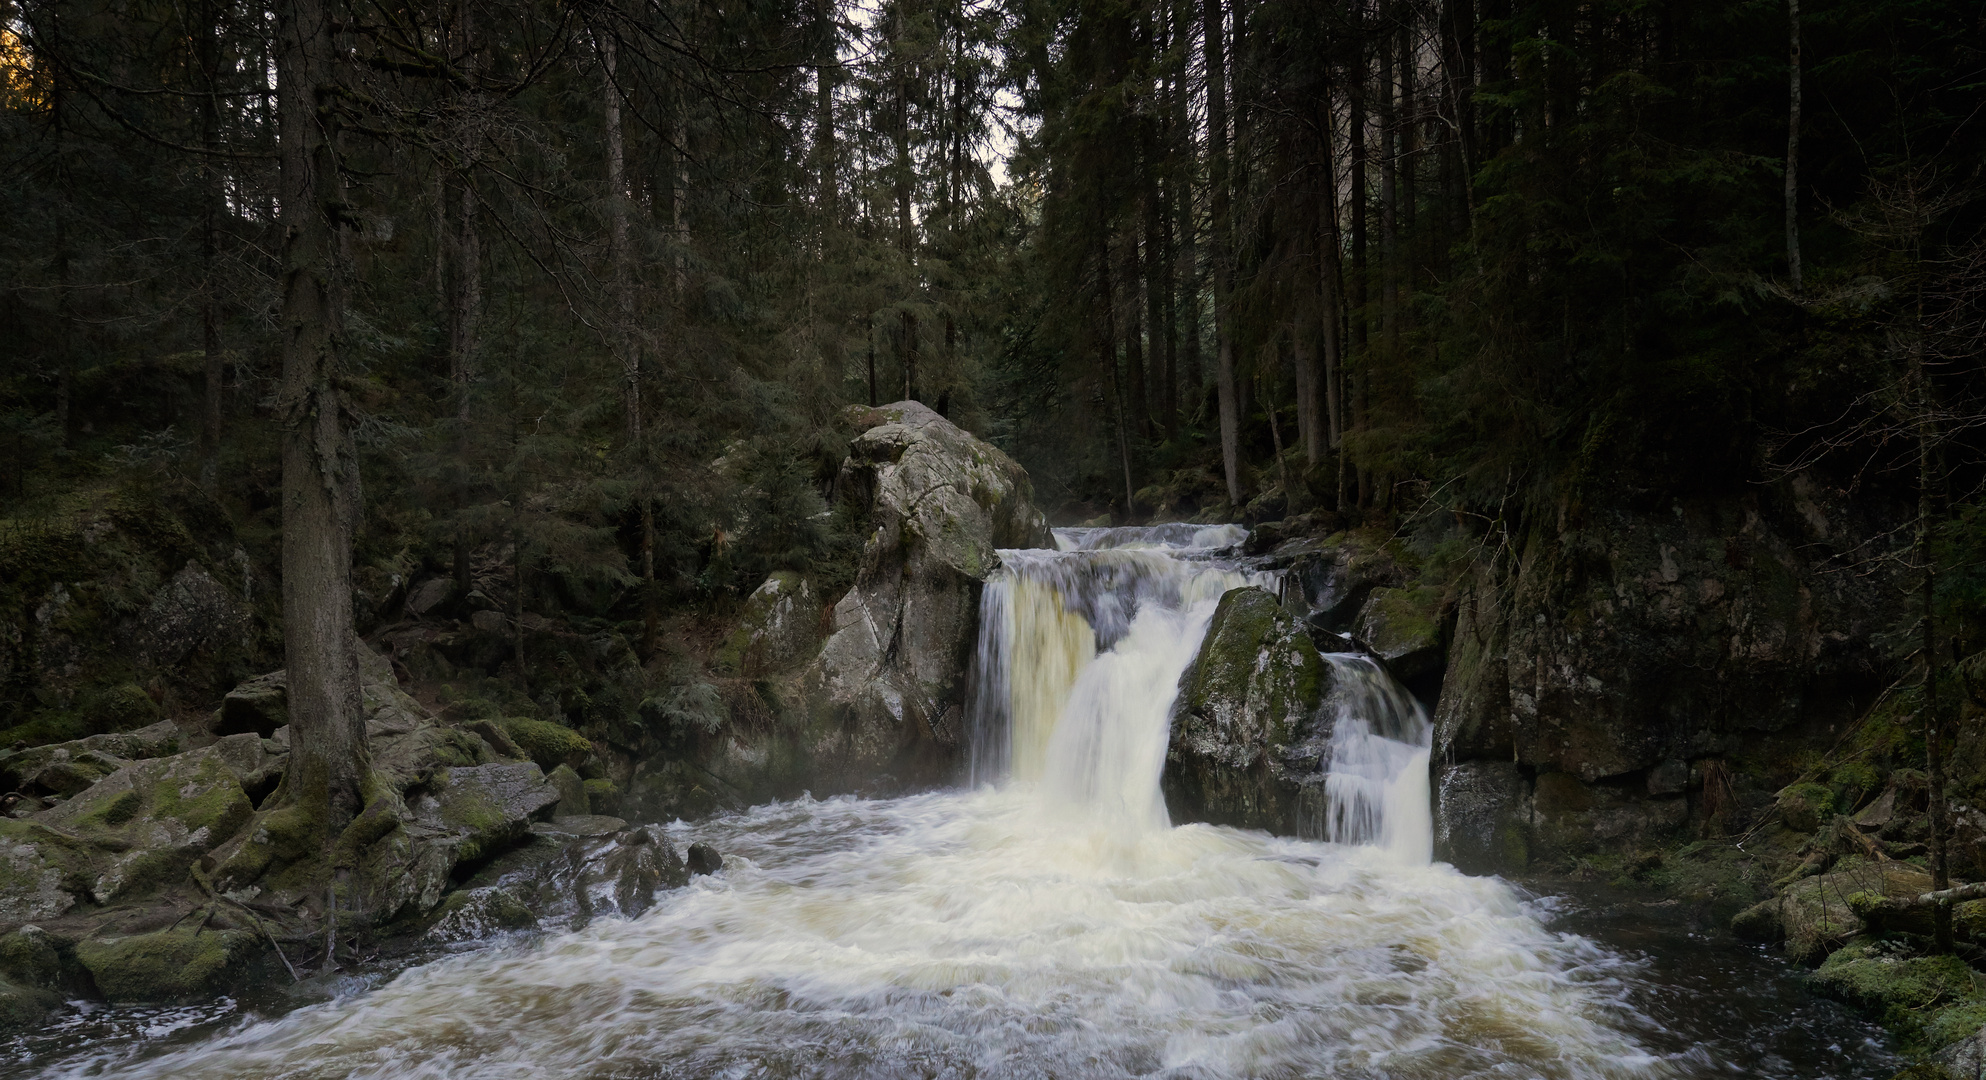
0,643 -> 721,1025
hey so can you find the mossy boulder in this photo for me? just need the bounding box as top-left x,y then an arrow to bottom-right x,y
1777,781 -> 1836,834
1809,939 -> 1986,1051
21,736 -> 272,908
582,778 -> 621,817
1163,587 -> 1331,833
1731,859 -> 1933,963
715,572 -> 823,677
75,926 -> 256,1003
547,764 -> 589,817
0,719 -> 183,796
497,717 -> 593,773
1352,584 -> 1448,681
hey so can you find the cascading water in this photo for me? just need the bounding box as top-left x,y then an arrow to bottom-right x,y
14,526 -> 1902,1080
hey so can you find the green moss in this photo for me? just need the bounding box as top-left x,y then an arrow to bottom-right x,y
259,802 -> 326,865
0,714 -> 91,750
83,684 -> 159,732
582,778 -> 620,816
76,926 -> 255,1003
546,764 -> 588,816
1810,940 -> 1984,1044
79,789 -> 142,829
0,978 -> 59,1033
1777,781 -> 1835,833
497,717 -> 592,771
0,928 -> 61,989
149,757 -> 252,837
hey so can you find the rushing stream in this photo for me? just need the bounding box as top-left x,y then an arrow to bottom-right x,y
9,526 -> 1903,1079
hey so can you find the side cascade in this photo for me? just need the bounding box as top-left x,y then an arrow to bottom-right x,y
967,523 -> 1435,861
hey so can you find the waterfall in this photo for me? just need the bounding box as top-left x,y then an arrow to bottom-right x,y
969,524 -> 1435,860
1318,653 -> 1435,864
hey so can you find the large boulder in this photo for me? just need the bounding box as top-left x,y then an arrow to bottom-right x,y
1162,587 -> 1332,834
801,401 -> 1051,791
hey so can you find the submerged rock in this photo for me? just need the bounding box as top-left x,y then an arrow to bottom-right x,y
1163,587 -> 1331,834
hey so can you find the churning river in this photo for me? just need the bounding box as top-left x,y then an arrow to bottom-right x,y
8,527 -> 1905,1079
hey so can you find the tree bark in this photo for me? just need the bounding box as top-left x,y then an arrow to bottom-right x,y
1203,0 -> 1242,506
1378,1 -> 1399,358
198,0 -> 224,492
276,0 -> 367,828
1785,0 -> 1802,292
1915,313 -> 1950,950
816,0 -> 838,223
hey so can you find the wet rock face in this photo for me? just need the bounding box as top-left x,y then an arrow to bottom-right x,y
1431,484 -> 1907,872
802,401 -> 1052,793
1433,761 -> 1531,874
1163,587 -> 1332,834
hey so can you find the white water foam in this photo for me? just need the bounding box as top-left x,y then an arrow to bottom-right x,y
34,525 -> 1725,1079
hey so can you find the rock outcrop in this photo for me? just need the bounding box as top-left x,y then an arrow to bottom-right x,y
0,644 -> 589,1017
1429,484 -> 1906,872
1162,587 -> 1332,834
796,401 -> 1051,792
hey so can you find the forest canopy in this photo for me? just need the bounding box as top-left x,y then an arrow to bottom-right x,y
5,0 -> 1986,736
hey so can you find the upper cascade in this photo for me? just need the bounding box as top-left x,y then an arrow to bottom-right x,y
968,523 -> 1435,861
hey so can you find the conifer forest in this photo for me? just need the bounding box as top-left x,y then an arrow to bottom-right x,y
6,0 -> 1986,1076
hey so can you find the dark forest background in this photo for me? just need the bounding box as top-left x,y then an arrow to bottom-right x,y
6,0 -> 1986,732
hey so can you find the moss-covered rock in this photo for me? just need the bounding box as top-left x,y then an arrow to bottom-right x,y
75,926 -> 256,1003
715,572 -> 823,677
582,777 -> 621,817
1163,587 -> 1330,833
1732,859 -> 1933,963
1777,781 -> 1835,834
547,764 -> 589,817
1809,939 -> 1986,1051
422,886 -> 536,942
497,717 -> 593,773
1352,584 -> 1448,681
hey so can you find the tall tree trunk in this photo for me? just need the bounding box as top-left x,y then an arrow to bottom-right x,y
816,0 -> 838,224
1378,2 -> 1399,359
893,8 -> 915,260
1349,2 -> 1370,507
276,0 -> 367,829
1294,313 -> 1321,466
900,308 -> 919,401
198,0 -> 224,492
1914,310 -> 1950,950
1120,232 -> 1150,439
1316,67 -> 1346,458
866,323 -> 878,406
602,32 -> 656,658
1100,248 -> 1136,518
1143,130 -> 1171,439
1785,0 -> 1802,292
1204,0 -> 1242,506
